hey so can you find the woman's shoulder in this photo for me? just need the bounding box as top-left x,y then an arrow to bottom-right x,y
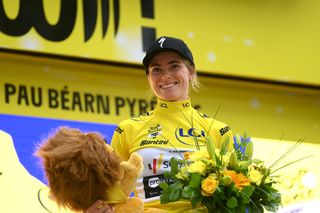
193,108 -> 231,130
117,110 -> 156,127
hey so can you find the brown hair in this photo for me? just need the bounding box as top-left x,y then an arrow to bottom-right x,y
182,58 -> 201,92
35,127 -> 121,211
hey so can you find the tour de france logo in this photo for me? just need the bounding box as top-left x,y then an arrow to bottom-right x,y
148,124 -> 162,138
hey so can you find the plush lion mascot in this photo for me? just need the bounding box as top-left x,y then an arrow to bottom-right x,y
35,126 -> 144,213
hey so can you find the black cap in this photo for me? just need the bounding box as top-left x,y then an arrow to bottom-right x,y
142,36 -> 195,69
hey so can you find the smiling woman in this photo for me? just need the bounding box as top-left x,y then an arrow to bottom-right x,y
143,36 -> 200,102
82,36 -> 235,213
147,51 -> 193,102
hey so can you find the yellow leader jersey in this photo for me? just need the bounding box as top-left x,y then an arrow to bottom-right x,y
111,99 -> 233,213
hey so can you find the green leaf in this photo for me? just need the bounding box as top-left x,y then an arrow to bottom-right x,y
234,134 -> 242,146
250,204 -> 264,213
252,159 -> 264,164
220,136 -> 230,156
189,173 -> 202,188
191,196 -> 202,208
182,185 -> 201,199
237,204 -> 247,213
160,194 -> 170,204
159,182 -> 169,190
225,182 -> 234,197
160,183 -> 176,204
169,193 -> 181,202
240,185 -> 255,204
168,184 -> 182,202
221,176 -> 232,186
169,157 -> 179,176
206,136 -> 216,161
240,194 -> 250,204
228,152 -> 238,169
193,136 -> 200,150
226,196 -> 238,208
245,141 -> 253,160
241,185 -> 255,197
163,171 -> 171,179
170,182 -> 184,190
243,132 -> 248,141
239,160 -> 251,169
181,186 -> 193,198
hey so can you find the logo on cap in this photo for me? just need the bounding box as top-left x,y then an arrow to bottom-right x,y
158,37 -> 166,48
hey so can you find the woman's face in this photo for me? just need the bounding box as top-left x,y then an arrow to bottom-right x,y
147,51 -> 194,102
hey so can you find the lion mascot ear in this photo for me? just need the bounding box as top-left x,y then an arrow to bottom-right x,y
35,126 -> 144,213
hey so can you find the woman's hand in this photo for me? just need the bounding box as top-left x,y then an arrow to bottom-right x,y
83,200 -> 115,213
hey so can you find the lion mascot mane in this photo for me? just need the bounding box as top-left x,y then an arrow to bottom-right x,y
35,126 -> 144,213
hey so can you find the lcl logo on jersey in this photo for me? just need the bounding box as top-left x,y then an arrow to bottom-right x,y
115,126 -> 123,134
175,127 -> 207,146
159,103 -> 168,108
183,102 -> 190,107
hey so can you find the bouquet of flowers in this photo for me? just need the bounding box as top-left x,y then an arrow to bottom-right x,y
160,134 -> 282,213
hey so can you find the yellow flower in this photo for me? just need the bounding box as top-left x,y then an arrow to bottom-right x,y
224,170 -> 250,190
221,151 -> 232,165
183,151 -> 193,160
221,175 -> 232,185
187,160 -> 207,174
188,150 -> 210,161
176,167 -> 188,180
201,175 -> 219,196
204,159 -> 216,168
249,169 -> 263,186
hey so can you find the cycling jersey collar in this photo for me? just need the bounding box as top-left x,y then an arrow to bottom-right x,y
155,98 -> 192,113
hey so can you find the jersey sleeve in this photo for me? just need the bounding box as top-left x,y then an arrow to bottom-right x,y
222,126 -> 234,151
211,120 -> 234,151
111,122 -> 131,162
